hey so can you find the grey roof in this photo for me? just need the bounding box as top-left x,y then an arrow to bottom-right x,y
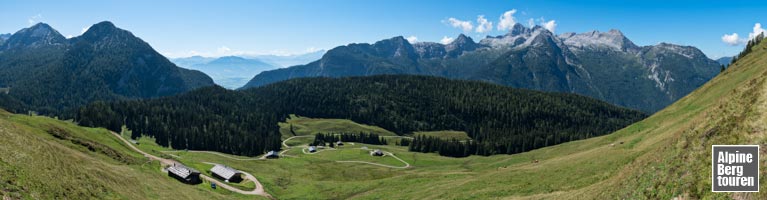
168,163 -> 199,179
308,146 -> 316,151
266,150 -> 278,157
210,164 -> 240,180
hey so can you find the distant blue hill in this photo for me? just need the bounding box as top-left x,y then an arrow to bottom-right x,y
171,56 -> 279,89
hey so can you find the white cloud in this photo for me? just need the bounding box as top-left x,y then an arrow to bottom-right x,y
81,26 -> 90,34
28,14 -> 42,25
217,46 -> 231,54
445,17 -> 473,32
406,35 -> 418,43
527,18 -> 535,27
305,47 -> 323,53
440,36 -> 455,44
542,20 -> 557,33
748,23 -> 766,40
721,33 -> 741,46
66,35 -> 74,39
475,15 -> 492,33
720,23 -> 766,46
497,9 -> 518,31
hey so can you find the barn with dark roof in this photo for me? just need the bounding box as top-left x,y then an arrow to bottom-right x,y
167,163 -> 201,184
210,164 -> 243,183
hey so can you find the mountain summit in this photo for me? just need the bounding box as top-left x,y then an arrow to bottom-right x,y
1,23 -> 67,50
241,23 -> 720,113
0,21 -> 214,114
559,29 -> 638,51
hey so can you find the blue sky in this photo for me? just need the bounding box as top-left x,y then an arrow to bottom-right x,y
0,0 -> 764,59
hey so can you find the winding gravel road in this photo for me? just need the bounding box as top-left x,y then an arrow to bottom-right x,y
109,131 -> 273,199
336,150 -> 411,169
283,136 -> 411,169
162,150 -> 264,161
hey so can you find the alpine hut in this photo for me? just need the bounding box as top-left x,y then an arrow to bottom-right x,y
167,163 -> 201,184
370,149 -> 384,156
266,150 -> 279,159
210,164 -> 243,183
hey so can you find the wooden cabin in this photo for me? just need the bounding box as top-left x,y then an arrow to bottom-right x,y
266,150 -> 279,159
167,163 -> 201,184
370,149 -> 384,156
210,164 -> 243,183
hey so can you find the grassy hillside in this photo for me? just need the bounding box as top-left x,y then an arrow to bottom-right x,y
0,110 -> 253,199
278,114 -> 396,139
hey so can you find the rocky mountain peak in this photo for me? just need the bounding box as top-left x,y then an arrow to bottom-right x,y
2,22 -> 67,50
80,21 -> 124,40
372,36 -> 417,59
509,23 -> 532,36
559,29 -> 637,51
75,21 -> 151,52
646,43 -> 707,59
479,23 -> 547,48
445,34 -> 479,58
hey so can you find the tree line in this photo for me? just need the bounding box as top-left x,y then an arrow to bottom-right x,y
311,132 -> 388,146
729,32 -> 765,67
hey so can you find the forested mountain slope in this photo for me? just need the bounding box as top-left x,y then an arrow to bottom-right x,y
77,75 -> 645,156
0,22 -> 214,115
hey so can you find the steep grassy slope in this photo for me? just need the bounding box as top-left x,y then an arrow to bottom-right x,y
0,110 -> 250,199
599,38 -> 767,199
530,36 -> 767,199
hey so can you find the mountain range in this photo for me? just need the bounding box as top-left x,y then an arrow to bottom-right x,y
171,56 -> 278,89
246,50 -> 326,67
0,21 -> 214,115
242,23 -> 721,113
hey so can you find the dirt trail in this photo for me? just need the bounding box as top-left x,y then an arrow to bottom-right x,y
336,150 -> 410,169
162,150 -> 263,161
109,131 -> 273,199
